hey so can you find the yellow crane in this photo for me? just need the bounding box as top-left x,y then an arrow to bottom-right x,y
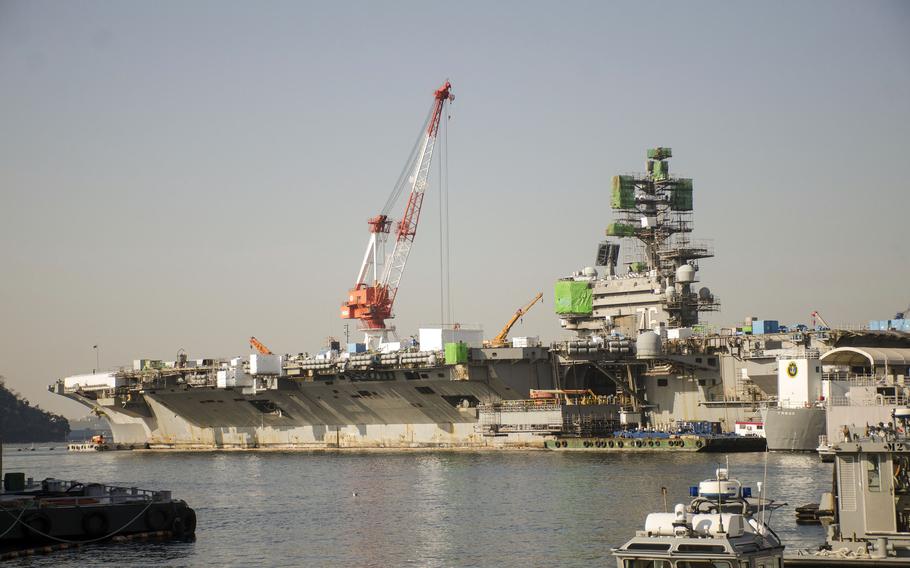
486,292 -> 543,348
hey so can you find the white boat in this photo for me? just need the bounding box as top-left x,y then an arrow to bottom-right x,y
612,468 -> 784,568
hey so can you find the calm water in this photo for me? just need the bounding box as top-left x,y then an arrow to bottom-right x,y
2,447 -> 829,567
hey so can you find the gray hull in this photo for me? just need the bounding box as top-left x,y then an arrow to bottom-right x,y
62,354 -> 556,449
761,406 -> 826,451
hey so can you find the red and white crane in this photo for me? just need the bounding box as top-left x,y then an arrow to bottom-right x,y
340,81 -> 453,349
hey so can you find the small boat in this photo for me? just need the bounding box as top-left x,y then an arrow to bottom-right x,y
612,467 -> 784,568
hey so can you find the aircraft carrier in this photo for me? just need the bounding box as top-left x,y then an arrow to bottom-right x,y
49,138 -> 910,450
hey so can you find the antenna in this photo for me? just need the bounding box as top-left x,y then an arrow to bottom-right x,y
760,446 -> 770,533
717,467 -> 725,534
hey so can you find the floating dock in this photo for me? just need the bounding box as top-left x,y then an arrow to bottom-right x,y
0,475 -> 195,559
544,435 -> 766,452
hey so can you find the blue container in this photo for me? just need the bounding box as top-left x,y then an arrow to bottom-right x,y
870,320 -> 881,330
752,319 -> 779,335
347,342 -> 366,354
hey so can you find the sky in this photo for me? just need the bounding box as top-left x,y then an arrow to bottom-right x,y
1,0 -> 908,418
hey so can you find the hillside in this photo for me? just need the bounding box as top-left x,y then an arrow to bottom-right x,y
0,377 -> 70,442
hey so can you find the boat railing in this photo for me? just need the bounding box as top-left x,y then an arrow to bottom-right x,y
775,349 -> 821,360
4,479 -> 172,508
827,394 -> 910,407
822,372 -> 886,384
775,398 -> 824,409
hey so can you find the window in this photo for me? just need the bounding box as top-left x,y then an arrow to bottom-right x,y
866,455 -> 881,491
695,357 -> 703,363
657,378 -> 668,387
698,379 -> 707,387
623,560 -> 671,568
677,562 -> 732,568
708,357 -> 717,367
415,386 -> 435,394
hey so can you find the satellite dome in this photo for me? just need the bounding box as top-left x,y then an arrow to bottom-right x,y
698,287 -> 712,300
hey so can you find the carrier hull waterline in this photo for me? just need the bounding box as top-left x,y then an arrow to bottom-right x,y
56,353 -> 556,449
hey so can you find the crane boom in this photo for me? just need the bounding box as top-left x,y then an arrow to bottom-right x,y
340,81 -> 453,348
810,311 -> 831,329
249,336 -> 273,355
488,292 -> 544,348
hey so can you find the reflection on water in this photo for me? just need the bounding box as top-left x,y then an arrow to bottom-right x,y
2,447 -> 829,567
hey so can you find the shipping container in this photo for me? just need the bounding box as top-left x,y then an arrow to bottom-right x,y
444,342 -> 469,365
752,319 -> 779,335
511,336 -> 540,348
347,342 -> 367,354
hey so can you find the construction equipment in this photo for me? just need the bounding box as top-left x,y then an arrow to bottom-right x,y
340,81 -> 454,349
486,292 -> 544,348
810,311 -> 831,330
249,336 -> 273,355
895,303 -> 910,320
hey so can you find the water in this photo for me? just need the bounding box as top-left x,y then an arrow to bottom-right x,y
2,447 -> 829,567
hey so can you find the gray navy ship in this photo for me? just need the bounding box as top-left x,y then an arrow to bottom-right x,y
50,145 -> 910,450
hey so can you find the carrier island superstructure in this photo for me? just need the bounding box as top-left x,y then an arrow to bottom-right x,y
49,143 -> 910,449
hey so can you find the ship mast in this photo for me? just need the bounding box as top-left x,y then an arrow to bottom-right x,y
607,148 -> 719,328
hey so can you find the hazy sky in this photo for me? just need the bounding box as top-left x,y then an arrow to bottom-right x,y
2,1 -> 908,418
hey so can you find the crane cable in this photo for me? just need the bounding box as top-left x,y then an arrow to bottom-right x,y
444,104 -> 454,324
381,103 -> 435,217
438,103 -> 447,326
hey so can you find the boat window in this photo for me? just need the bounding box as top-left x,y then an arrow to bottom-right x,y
622,560 -> 671,568
866,455 -> 881,492
676,562 -> 732,568
676,544 -> 728,553
626,543 -> 671,551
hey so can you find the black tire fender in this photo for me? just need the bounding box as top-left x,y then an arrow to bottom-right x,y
180,508 -> 197,535
82,510 -> 110,536
145,506 -> 173,531
21,513 -> 52,538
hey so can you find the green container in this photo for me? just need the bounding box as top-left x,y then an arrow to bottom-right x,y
652,160 -> 669,181
631,261 -> 648,273
554,281 -> 593,315
445,342 -> 468,365
670,179 -> 693,211
647,147 -> 672,160
4,472 -> 26,492
611,175 -> 636,209
606,222 -> 636,237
